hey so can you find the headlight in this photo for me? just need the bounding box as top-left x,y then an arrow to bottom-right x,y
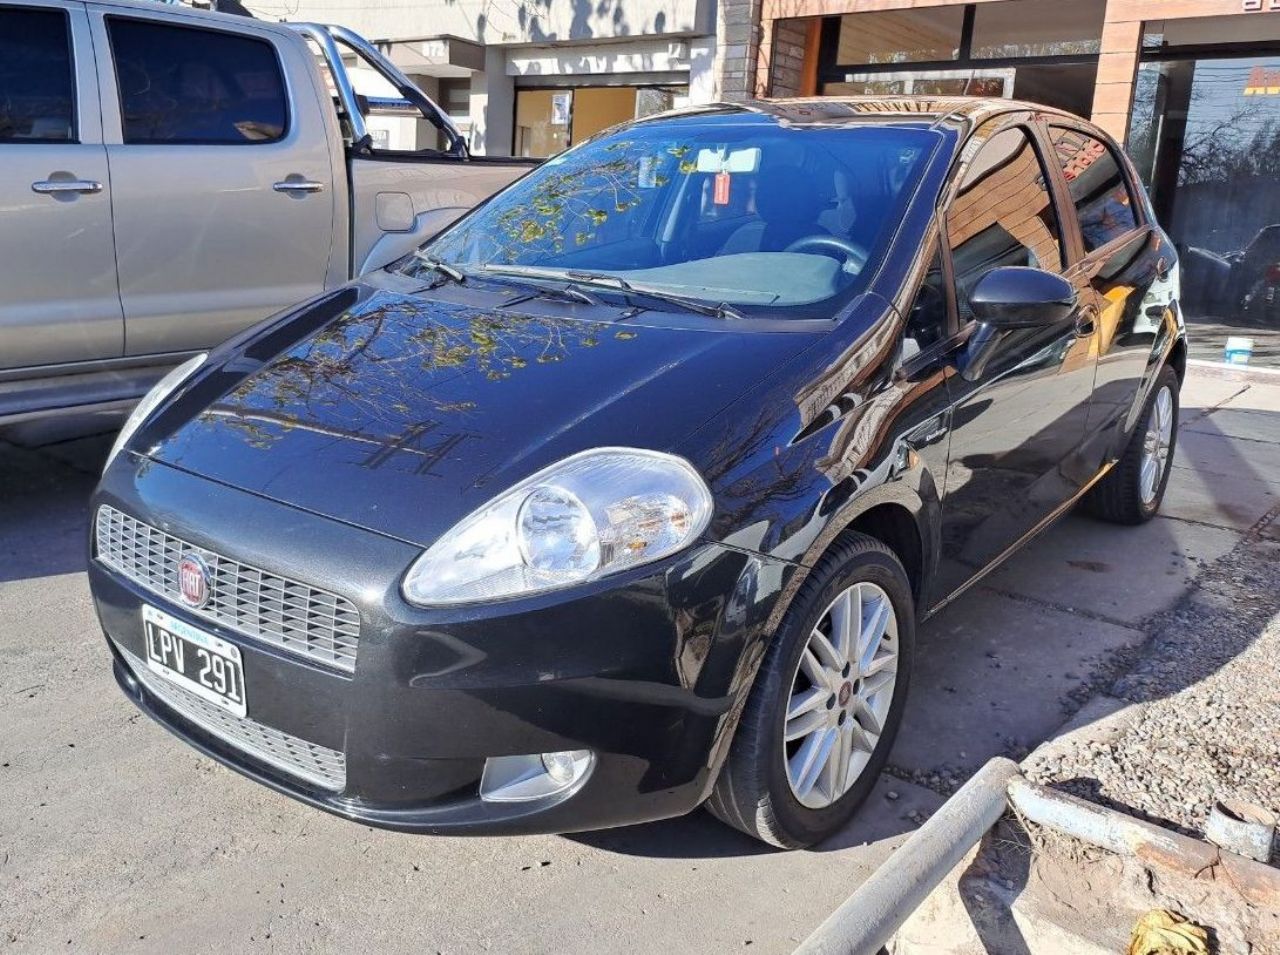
104,353 -> 207,471
401,448 -> 714,606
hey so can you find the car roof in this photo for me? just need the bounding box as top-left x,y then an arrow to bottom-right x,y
645,96 -> 1106,140
83,0 -> 297,36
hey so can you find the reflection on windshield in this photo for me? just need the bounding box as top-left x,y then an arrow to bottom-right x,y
411,116 -> 938,314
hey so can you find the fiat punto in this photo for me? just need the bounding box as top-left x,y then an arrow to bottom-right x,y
91,97 -> 1184,848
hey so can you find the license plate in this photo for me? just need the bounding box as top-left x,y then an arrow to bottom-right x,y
142,605 -> 247,718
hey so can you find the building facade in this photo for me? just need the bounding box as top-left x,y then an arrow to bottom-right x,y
243,0 -> 726,157
742,0 -> 1280,361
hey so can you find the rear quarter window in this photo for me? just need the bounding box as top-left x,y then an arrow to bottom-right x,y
107,19 -> 288,145
1049,126 -> 1140,253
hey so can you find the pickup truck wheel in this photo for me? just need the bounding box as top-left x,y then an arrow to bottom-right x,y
707,533 -> 914,849
1084,364 -> 1180,525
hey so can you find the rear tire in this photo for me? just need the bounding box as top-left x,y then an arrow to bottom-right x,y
1083,364 -> 1179,525
707,533 -> 914,849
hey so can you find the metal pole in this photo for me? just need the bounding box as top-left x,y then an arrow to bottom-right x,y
794,757 -> 1022,955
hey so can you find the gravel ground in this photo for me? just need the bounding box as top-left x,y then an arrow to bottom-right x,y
1029,511 -> 1280,861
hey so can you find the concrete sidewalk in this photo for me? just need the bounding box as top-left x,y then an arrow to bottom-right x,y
1,365 -> 1276,954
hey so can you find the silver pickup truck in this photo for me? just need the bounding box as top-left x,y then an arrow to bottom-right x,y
0,0 -> 535,422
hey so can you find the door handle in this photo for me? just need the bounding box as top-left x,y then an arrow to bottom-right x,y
1075,308 -> 1098,337
32,179 -> 102,195
273,179 -> 325,194
1155,256 -> 1171,281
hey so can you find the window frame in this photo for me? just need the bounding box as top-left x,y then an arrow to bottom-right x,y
1043,120 -> 1149,259
817,4 -> 1101,91
0,4 -> 78,145
938,117 -> 1074,332
105,14 -> 292,147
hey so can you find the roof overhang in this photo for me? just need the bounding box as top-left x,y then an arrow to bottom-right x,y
380,35 -> 485,78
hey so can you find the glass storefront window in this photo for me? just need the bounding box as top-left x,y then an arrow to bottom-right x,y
514,86 -> 687,159
970,0 -> 1105,59
835,8 -> 965,65
1131,56 -> 1280,367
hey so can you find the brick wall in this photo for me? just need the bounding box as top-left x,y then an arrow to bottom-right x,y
716,0 -> 763,101
766,19 -> 811,97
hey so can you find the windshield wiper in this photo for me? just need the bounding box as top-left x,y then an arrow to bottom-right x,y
558,269 -> 747,321
473,264 -> 606,306
411,251 -> 467,285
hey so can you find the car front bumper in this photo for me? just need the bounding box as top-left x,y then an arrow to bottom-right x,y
90,455 -> 795,835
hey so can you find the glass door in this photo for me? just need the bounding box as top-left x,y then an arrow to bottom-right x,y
1131,55 -> 1280,368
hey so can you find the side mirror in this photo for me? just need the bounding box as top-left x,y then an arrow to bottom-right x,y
969,267 -> 1077,329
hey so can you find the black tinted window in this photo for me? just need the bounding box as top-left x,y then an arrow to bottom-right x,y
1049,126 -> 1139,253
0,8 -> 74,142
947,126 -> 1064,323
108,19 -> 287,144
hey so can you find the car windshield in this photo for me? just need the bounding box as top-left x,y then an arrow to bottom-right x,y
412,114 -> 940,316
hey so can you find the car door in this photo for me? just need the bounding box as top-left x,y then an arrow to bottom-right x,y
932,118 -> 1100,601
1044,123 -> 1169,468
0,0 -> 122,371
89,8 -> 337,356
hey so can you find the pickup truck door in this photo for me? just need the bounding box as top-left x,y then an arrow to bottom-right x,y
88,7 -> 339,356
294,24 -> 536,275
0,1 -> 122,371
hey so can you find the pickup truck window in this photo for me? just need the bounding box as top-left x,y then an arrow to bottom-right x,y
0,7 -> 75,143
107,19 -> 288,145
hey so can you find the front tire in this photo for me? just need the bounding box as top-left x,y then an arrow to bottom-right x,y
1083,364 -> 1179,525
708,533 -> 915,848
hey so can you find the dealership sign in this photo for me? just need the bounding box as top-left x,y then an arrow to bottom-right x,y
1244,0 -> 1280,10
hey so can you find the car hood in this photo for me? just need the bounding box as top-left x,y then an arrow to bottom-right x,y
150,282 -> 819,548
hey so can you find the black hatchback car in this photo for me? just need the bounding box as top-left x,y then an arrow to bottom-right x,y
90,97 -> 1184,848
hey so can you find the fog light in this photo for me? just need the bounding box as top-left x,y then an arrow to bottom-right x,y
479,749 -> 594,803
541,750 -> 579,784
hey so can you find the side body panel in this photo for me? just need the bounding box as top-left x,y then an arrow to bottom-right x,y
0,0 -> 123,370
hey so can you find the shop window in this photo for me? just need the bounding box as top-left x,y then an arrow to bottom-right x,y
1047,126 -> 1139,253
108,19 -> 287,144
835,8 -> 965,66
970,0 -> 1105,59
947,126 -> 1064,323
0,7 -> 75,142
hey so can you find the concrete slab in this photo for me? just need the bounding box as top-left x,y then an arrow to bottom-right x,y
891,591 -> 1145,779
1160,463 -> 1279,532
981,513 -> 1238,627
1186,408 -> 1280,445
1178,374 -> 1249,418
1173,428 -> 1280,487
1225,381 -> 1280,413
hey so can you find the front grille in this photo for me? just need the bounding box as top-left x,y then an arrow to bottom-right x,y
95,505 -> 360,672
119,645 -> 346,791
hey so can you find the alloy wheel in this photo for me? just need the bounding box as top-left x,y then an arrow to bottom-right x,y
783,581 -> 900,810
1141,385 -> 1174,505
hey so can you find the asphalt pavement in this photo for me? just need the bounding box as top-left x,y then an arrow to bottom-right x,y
2,366 -> 1276,954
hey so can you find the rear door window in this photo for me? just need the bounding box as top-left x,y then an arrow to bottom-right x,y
0,7 -> 75,142
1048,126 -> 1140,253
946,125 -> 1066,324
107,19 -> 287,144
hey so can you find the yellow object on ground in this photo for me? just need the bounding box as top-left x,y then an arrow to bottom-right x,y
1127,909 -> 1211,955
